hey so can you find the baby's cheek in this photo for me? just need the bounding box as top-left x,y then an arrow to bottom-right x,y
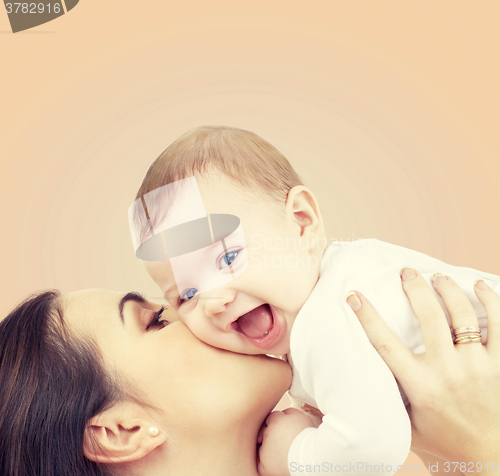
184,316 -> 216,343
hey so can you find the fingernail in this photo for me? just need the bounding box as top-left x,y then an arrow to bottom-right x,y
346,291 -> 362,312
475,279 -> 489,291
401,268 -> 417,281
432,272 -> 447,285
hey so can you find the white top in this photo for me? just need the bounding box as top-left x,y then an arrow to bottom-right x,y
287,239 -> 500,475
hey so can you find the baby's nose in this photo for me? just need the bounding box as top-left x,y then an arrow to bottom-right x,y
203,290 -> 235,319
204,299 -> 226,318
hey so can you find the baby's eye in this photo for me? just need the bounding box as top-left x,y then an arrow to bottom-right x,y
180,288 -> 198,303
218,250 -> 240,269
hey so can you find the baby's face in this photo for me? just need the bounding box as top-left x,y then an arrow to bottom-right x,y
144,173 -> 320,355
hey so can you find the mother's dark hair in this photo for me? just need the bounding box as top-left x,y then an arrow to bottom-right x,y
0,290 -> 122,476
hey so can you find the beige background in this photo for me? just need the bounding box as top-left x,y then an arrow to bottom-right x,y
1,1 -> 499,470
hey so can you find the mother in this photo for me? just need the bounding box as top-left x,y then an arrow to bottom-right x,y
1,279 -> 499,476
0,288 -> 292,476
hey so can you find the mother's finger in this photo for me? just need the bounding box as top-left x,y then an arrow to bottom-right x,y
346,290 -> 415,386
474,279 -> 500,350
431,273 -> 479,331
400,268 -> 454,352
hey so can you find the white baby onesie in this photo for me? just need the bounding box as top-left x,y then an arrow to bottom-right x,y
287,239 -> 500,475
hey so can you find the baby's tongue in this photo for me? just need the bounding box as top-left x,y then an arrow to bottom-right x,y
237,305 -> 273,339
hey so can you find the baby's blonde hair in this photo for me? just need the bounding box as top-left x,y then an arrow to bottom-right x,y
135,125 -> 303,203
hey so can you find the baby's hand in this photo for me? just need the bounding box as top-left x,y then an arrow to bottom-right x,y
257,408 -> 315,476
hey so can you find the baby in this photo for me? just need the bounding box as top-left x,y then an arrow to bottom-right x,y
129,125 -> 500,476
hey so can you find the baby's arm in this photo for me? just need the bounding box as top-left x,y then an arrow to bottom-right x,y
364,238 -> 500,345
284,268 -> 412,475
258,409 -> 315,476
257,322 -> 410,476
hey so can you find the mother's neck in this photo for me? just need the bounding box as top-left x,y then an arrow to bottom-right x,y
170,425 -> 260,476
129,412 -> 262,476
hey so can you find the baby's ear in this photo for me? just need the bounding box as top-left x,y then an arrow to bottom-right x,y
83,401 -> 167,464
285,186 -> 324,239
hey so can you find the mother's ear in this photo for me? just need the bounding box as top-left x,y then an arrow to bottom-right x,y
83,401 -> 167,464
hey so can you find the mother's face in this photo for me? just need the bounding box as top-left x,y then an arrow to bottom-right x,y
59,289 -> 291,430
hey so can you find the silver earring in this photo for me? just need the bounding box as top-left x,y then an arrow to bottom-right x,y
148,427 -> 159,437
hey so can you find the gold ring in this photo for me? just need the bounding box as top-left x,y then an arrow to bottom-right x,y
454,333 -> 482,341
453,326 -> 481,336
454,335 -> 482,345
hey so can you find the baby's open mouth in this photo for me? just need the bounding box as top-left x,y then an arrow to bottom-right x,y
232,304 -> 281,348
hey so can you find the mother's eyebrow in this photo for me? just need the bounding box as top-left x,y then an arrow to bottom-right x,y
119,292 -> 147,324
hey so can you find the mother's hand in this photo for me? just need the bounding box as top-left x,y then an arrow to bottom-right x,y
346,269 -> 500,467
